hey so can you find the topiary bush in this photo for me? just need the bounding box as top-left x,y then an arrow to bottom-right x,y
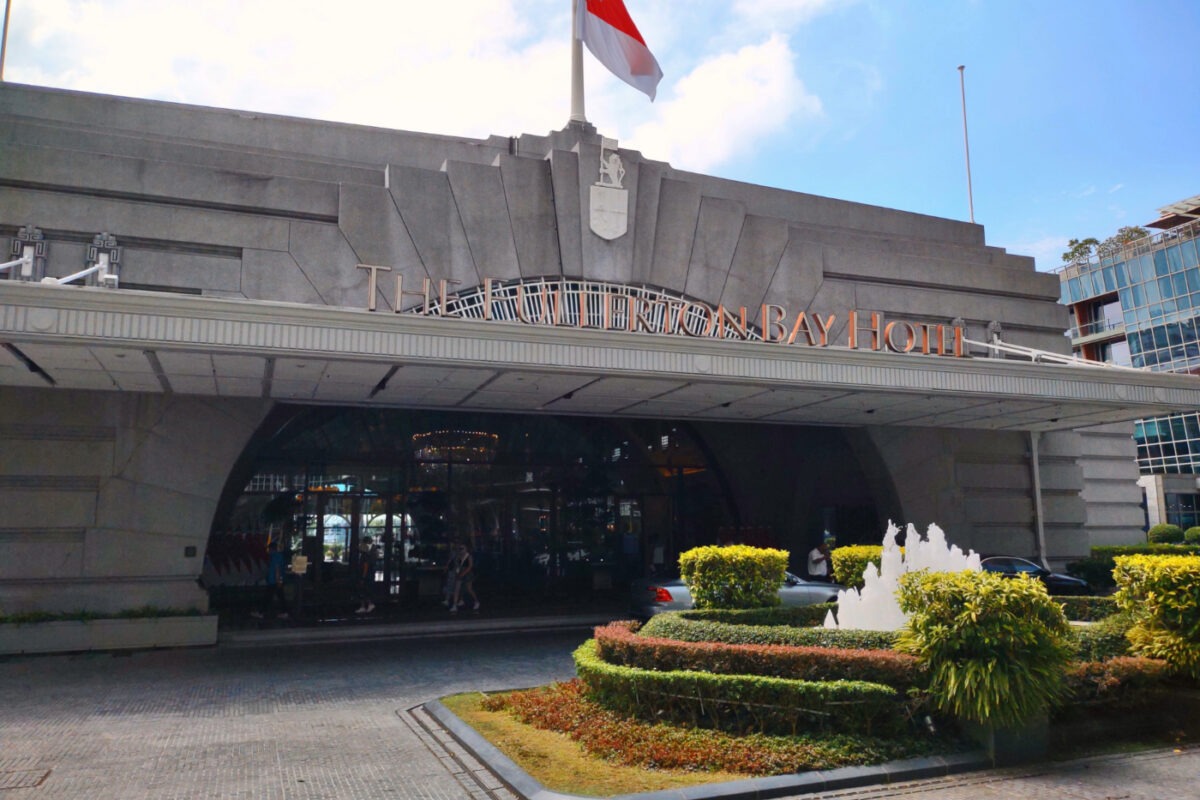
1113,554 -> 1200,678
1147,523 -> 1185,544
830,545 -> 884,589
679,544 -> 788,610
681,604 -> 834,628
593,620 -> 924,690
896,569 -> 1073,729
640,612 -> 899,650
574,638 -> 902,736
1185,527 -> 1200,544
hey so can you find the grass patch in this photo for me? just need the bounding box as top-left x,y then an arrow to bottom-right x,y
441,690 -> 745,796
443,680 -> 969,796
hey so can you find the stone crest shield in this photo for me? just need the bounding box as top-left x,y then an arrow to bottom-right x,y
589,142 -> 628,240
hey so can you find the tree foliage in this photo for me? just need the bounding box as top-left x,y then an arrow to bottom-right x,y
1062,226 -> 1149,264
1061,237 -> 1100,264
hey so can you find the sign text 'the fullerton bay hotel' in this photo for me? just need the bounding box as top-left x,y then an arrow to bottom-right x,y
357,268 -> 966,358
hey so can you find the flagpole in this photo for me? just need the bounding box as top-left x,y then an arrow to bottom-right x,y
1,0 -> 13,82
957,65 -> 975,224
569,0 -> 586,123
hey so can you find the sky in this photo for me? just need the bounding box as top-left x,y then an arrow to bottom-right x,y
3,0 -> 1199,271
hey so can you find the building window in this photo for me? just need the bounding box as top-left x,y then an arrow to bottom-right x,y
1164,492 -> 1200,530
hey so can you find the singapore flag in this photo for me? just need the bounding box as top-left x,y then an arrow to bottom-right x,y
575,0 -> 663,100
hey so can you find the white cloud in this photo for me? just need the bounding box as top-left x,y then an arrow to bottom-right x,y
629,35 -> 821,172
1010,235 -> 1069,272
5,0 -> 831,172
733,0 -> 851,30
1108,183 -> 1125,194
8,0 -> 572,136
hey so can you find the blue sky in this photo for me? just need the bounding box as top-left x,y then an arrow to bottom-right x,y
4,0 -> 1198,269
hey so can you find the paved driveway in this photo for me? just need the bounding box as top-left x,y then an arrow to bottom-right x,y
1,631 -> 1197,799
0,631 -> 578,799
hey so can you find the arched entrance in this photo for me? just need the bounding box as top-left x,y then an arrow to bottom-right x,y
205,408 -> 741,618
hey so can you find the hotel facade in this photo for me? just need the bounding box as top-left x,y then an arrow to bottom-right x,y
3,83 -> 1199,623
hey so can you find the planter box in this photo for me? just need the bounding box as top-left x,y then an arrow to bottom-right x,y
0,615 -> 218,655
964,716 -> 1049,766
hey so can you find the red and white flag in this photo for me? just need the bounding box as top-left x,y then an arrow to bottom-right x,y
575,0 -> 663,100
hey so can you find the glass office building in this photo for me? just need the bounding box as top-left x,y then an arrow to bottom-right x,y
1059,198 -> 1200,529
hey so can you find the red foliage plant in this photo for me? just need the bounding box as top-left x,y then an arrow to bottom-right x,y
1063,657 -> 1171,705
593,620 -> 924,690
481,680 -> 937,775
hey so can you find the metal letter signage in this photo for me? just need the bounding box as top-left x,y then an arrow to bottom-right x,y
590,138 -> 628,240
360,276 -> 966,359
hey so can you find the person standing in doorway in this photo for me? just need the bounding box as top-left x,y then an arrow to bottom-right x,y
354,535 -> 377,614
807,538 -> 833,582
449,542 -> 479,613
252,539 -> 289,619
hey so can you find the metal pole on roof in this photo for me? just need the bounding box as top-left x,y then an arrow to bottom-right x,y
1,0 -> 13,82
958,65 -> 976,224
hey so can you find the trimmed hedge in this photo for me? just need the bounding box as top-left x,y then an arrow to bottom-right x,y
681,604 -> 836,628
594,621 -> 924,690
1185,527 -> 1200,544
1057,596 -> 1118,622
1147,523 -> 1185,544
830,545 -> 884,589
1067,544 -> 1200,590
574,639 -> 902,736
1070,615 -> 1133,661
679,545 -> 788,610
1062,657 -> 1171,706
640,612 -> 899,650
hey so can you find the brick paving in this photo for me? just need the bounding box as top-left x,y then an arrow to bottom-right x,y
0,631 -> 577,799
1,628 -> 1197,799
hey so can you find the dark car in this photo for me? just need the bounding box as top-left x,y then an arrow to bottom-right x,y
630,571 -> 842,618
980,556 -> 1090,595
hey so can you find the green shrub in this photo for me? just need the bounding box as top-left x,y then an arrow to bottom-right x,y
1147,524 -> 1185,544
593,620 -> 924,690
896,570 -> 1073,728
1067,543 -> 1200,591
640,612 -> 899,650
830,545 -> 884,589
1056,596 -> 1117,622
1185,527 -> 1200,544
679,545 -> 788,610
682,604 -> 835,628
574,639 -> 902,736
1070,614 -> 1133,661
1114,554 -> 1200,678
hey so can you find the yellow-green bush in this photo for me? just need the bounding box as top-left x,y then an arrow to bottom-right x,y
896,569 -> 1073,729
679,545 -> 788,610
1113,554 -> 1200,678
830,545 -> 884,589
